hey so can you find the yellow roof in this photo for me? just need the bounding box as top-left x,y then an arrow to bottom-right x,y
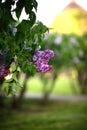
51,0 -> 87,35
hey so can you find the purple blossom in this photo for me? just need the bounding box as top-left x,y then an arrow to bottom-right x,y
0,64 -> 9,78
33,49 -> 54,73
41,49 -> 54,61
45,49 -> 54,58
35,50 -> 45,59
40,64 -> 52,73
33,55 -> 38,62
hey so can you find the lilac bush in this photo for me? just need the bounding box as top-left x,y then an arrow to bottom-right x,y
0,0 -> 54,95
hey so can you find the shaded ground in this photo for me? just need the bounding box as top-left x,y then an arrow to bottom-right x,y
0,98 -> 87,130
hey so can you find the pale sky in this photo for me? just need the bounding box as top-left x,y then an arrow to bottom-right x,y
36,0 -> 87,27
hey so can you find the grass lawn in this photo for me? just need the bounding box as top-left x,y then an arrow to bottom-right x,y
0,98 -> 87,130
26,75 -> 80,95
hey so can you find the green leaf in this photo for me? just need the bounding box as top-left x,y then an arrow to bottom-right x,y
18,20 -> 31,31
4,78 -> 14,83
32,0 -> 38,11
15,80 -> 23,88
10,62 -> 16,72
30,64 -> 36,75
29,11 -> 36,25
8,86 -> 16,95
25,2 -> 33,14
12,73 -> 23,88
15,20 -> 31,42
15,20 -> 31,43
15,0 -> 25,19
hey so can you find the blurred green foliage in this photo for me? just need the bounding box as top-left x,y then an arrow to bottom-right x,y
41,33 -> 87,94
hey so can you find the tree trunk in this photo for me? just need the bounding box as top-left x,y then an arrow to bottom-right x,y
41,73 -> 57,105
11,73 -> 29,109
0,92 -> 6,108
78,71 -> 87,95
0,78 -> 5,108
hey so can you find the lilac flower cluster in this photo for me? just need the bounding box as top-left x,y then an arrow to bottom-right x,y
0,64 -> 9,78
33,49 -> 54,73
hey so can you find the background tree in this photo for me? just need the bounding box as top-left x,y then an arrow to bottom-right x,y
41,32 -> 87,98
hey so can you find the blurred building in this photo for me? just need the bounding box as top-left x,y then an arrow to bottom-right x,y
51,0 -> 87,35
